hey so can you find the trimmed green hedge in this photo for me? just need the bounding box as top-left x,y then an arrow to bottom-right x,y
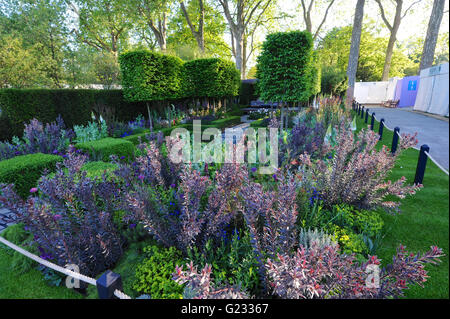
120,50 -> 184,102
75,138 -> 135,162
182,58 -> 240,99
0,153 -> 62,198
257,31 -> 314,103
0,89 -> 147,140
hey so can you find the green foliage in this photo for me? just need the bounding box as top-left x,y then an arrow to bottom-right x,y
0,223 -> 38,274
133,244 -> 184,299
320,65 -> 348,96
182,58 -> 240,99
257,31 -> 314,103
0,36 -> 43,89
75,137 -> 134,162
167,0 -> 229,59
0,153 -> 62,198
81,161 -> 118,178
0,89 -> 147,140
187,230 -> 260,296
74,119 -> 108,143
307,51 -> 321,97
318,24 -> 417,82
119,50 -> 184,102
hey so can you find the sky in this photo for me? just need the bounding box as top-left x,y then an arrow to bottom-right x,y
275,0 -> 449,43
242,0 -> 449,68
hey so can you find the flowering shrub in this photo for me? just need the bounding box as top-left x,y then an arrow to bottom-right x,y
0,150 -> 123,278
0,116 -> 74,160
122,156 -> 248,253
173,262 -> 249,299
280,117 -> 328,165
266,244 -> 443,299
297,127 -> 421,212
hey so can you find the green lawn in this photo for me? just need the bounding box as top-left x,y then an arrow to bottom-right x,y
353,111 -> 449,299
0,247 -> 82,299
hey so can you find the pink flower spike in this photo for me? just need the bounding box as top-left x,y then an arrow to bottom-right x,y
30,187 -> 38,193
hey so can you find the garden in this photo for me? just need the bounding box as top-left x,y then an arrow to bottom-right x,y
0,28 -> 447,301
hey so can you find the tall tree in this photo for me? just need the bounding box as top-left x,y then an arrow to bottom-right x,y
375,0 -> 421,81
345,0 -> 365,107
168,0 -> 228,59
127,0 -> 173,52
68,0 -> 132,57
218,0 -> 275,79
298,0 -> 336,40
419,0 -> 446,71
2,0 -> 69,87
179,0 -> 205,53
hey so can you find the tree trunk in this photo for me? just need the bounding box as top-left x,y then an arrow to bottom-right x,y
345,0 -> 365,108
234,29 -> 245,79
381,1 -> 402,81
180,0 -> 205,53
419,0 -> 446,71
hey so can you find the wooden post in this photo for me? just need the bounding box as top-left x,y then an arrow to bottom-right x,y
414,145 -> 430,185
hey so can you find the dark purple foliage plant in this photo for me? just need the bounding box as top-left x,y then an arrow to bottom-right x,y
0,149 -> 123,278
0,116 -> 74,160
266,244 -> 443,299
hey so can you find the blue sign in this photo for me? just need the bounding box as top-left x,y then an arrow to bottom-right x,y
407,80 -> 417,91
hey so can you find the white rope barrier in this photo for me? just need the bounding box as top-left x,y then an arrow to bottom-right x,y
424,151 -> 449,176
0,235 -> 132,299
356,107 -> 449,174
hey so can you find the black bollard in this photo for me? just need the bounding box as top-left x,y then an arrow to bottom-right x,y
370,112 -> 375,130
97,270 -> 124,299
391,127 -> 400,154
378,118 -> 385,140
365,108 -> 369,123
414,145 -> 430,185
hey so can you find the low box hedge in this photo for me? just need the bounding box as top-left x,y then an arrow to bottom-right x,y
0,153 -> 62,198
75,138 -> 135,162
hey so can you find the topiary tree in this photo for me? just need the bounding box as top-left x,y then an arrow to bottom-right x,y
182,58 -> 240,114
256,31 -> 314,129
119,50 -> 184,129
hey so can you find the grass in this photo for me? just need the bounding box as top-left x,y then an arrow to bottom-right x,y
0,247 -> 82,299
353,111 -> 449,299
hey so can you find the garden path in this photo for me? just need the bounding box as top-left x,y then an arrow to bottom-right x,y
363,106 -> 449,169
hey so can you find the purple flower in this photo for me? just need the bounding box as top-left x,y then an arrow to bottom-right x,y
129,223 -> 136,229
138,174 -> 145,181
272,174 -> 277,181
30,187 -> 38,193
53,214 -> 62,221
251,167 -> 257,173
170,183 -> 176,188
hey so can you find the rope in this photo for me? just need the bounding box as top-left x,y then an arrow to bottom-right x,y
0,235 -> 132,299
424,151 -> 449,176
355,106 -> 449,174
114,289 -> 132,299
